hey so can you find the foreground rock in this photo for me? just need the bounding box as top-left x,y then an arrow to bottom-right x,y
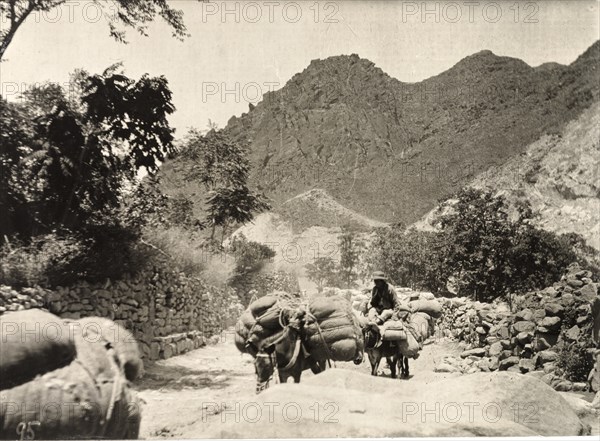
194,370 -> 588,438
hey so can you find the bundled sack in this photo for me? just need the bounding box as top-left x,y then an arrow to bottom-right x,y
409,299 -> 442,319
398,326 -> 421,358
0,315 -> 141,439
235,294 -> 298,355
408,312 -> 434,342
0,309 -> 76,390
75,317 -> 142,381
304,296 -> 364,362
380,320 -> 408,342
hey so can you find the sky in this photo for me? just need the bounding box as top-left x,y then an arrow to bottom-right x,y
1,0 -> 598,137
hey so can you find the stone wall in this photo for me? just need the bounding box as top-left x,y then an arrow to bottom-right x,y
0,264 -> 244,363
436,263 -> 600,393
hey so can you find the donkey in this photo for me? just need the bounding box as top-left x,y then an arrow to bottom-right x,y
252,317 -> 328,391
363,323 -> 409,379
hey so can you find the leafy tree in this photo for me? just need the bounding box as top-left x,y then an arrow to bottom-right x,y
206,185 -> 270,243
367,189 -> 590,300
0,65 -> 176,237
439,188 -> 515,301
439,188 -> 589,301
368,225 -> 446,291
178,129 -> 270,242
179,129 -> 249,191
0,0 -> 188,60
305,256 -> 337,293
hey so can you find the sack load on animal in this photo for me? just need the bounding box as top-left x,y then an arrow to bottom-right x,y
0,313 -> 141,439
408,299 -> 442,319
234,293 -> 299,356
75,317 -> 142,381
398,325 -> 421,358
408,312 -> 435,342
379,320 -> 408,342
0,309 -> 76,390
303,296 -> 364,362
396,302 -> 412,313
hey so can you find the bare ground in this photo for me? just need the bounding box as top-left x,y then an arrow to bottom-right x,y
134,330 -> 466,439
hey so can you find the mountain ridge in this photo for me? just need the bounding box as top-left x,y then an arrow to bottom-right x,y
164,41 -> 599,230
220,40 -> 599,226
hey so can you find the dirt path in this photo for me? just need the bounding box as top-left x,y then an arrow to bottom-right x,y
134,330 -> 466,438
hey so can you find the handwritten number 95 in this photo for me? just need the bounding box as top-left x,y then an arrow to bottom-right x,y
16,421 -> 40,440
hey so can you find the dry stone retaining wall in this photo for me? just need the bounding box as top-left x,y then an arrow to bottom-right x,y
0,265 -> 244,363
437,263 -> 600,393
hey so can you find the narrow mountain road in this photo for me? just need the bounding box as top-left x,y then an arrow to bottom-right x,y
134,330 -> 465,438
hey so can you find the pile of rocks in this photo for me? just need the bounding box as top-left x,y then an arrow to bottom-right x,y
436,264 -> 599,392
438,297 -> 513,347
0,286 -> 48,313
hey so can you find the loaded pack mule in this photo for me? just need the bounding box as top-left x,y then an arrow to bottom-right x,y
363,311 -> 435,379
250,309 -> 328,392
363,322 -> 410,378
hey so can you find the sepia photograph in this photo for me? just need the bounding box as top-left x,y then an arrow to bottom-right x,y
0,0 -> 599,439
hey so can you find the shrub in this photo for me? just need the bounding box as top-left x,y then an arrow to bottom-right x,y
1,233 -> 89,288
555,333 -> 595,383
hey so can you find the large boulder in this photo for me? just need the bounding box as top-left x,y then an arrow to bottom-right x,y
194,370 -> 588,438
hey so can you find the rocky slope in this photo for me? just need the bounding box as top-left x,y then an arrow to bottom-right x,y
415,99 -> 600,250
222,41 -> 599,226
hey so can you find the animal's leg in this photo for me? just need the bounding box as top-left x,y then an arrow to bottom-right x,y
279,371 -> 289,383
400,356 -> 410,378
388,356 -> 397,378
308,357 -> 324,374
369,352 -> 381,376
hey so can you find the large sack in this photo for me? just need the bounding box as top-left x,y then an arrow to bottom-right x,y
309,296 -> 349,320
380,320 -> 407,342
255,307 -> 284,330
398,326 -> 421,358
408,312 -> 434,342
304,296 -> 364,361
0,319 -> 139,439
0,309 -> 76,390
75,317 -> 142,381
409,299 -> 442,319
235,294 -> 300,356
248,295 -> 279,316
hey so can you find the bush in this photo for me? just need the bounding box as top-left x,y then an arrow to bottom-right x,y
555,334 -> 595,383
0,234 -> 87,288
555,296 -> 596,383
